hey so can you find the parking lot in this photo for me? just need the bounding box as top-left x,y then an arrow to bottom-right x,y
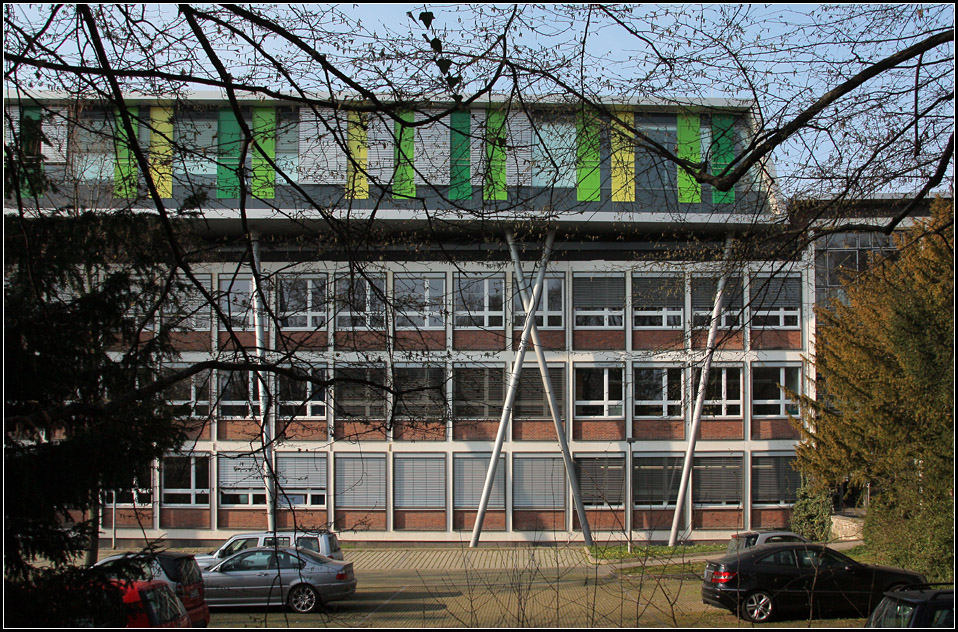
206,546 -> 868,628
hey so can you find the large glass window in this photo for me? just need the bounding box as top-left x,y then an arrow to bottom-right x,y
693,455 -> 743,506
217,453 -> 266,506
751,454 -> 801,505
453,365 -> 505,419
633,275 -> 684,329
162,365 -> 212,418
393,454 -> 446,509
277,366 -> 326,419
393,365 -> 447,419
513,455 -> 566,509
752,365 -> 800,416
334,274 -> 385,329
573,274 -> 625,328
574,366 -> 624,418
161,454 -> 210,506
278,275 -> 326,329
453,454 -> 505,509
453,273 -> 504,328
751,274 -> 801,328
334,366 -> 387,421
514,365 -> 565,420
574,455 -> 625,507
218,275 -> 268,331
162,273 -> 212,331
691,275 -> 743,328
633,455 -> 684,507
334,453 -> 386,509
633,366 -> 683,418
394,273 -> 446,330
692,365 -> 742,417
513,274 -> 564,329
276,453 -> 327,507
105,462 -> 153,506
217,370 -> 260,418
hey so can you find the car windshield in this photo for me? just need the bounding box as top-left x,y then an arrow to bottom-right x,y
869,598 -> 916,627
298,548 -> 333,565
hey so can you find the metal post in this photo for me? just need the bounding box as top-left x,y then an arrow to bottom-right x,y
249,234 -> 276,532
470,231 -> 556,548
669,237 -> 734,546
505,231 -> 594,547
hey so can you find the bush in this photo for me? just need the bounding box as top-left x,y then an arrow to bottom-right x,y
790,480 -> 832,541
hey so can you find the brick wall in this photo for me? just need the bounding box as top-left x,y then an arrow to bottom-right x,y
751,329 -> 802,350
633,508 -> 682,532
513,509 -> 565,531
217,419 -> 262,441
697,420 -> 744,440
453,329 -> 507,350
751,507 -> 792,530
218,331 -> 256,350
334,510 -> 387,531
573,509 -> 625,531
170,330 -> 213,351
160,507 -> 211,529
573,329 -> 626,350
334,330 -> 388,351
512,419 -> 559,441
691,330 -> 744,350
393,420 -> 446,441
573,419 -> 626,441
453,420 -> 499,441
102,507 -> 155,528
216,508 -> 268,530
453,510 -> 506,531
395,329 -> 446,351
750,418 -> 800,440
334,420 -> 388,441
276,509 -> 328,530
692,508 -> 743,529
632,420 -> 685,440
275,330 -> 328,351
177,417 -> 212,441
393,510 -> 447,530
632,330 -> 684,351
277,419 -> 328,441
512,329 -> 565,351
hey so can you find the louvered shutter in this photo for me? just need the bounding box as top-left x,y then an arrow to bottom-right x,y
453,454 -> 505,509
575,455 -> 625,506
366,113 -> 393,187
218,453 -> 266,490
573,275 -> 625,310
414,109 -> 449,186
453,366 -> 505,419
633,455 -> 685,506
532,117 -> 576,188
334,454 -> 386,508
514,365 -> 565,419
298,107 -> 347,184
692,456 -> 743,505
394,455 -> 446,508
506,112 -> 533,186
752,275 -> 801,310
276,454 -> 327,489
692,276 -> 743,310
633,275 -> 684,309
751,455 -> 800,504
513,455 -> 566,509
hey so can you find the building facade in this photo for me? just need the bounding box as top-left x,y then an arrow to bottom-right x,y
5,93 -> 811,545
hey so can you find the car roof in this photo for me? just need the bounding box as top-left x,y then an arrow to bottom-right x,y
883,587 -> 954,603
227,530 -> 335,537
715,541 -> 830,562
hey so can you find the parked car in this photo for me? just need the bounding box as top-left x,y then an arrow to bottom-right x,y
195,530 -> 343,569
114,579 -> 192,628
701,543 -> 926,623
726,530 -> 808,555
95,551 -> 210,627
866,584 -> 954,628
202,546 -> 357,613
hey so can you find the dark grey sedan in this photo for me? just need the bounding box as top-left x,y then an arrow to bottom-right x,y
202,546 -> 356,613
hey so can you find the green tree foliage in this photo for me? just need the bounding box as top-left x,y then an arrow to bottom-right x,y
789,479 -> 832,542
792,198 -> 954,580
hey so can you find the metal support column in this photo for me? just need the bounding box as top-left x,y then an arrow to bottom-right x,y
470,231 -> 556,548
249,234 -> 276,532
506,231 -> 594,547
669,237 -> 734,546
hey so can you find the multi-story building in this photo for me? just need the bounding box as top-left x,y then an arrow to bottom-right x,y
5,93 -> 812,545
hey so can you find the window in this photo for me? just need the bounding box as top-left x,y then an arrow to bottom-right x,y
514,365 -> 565,420
633,455 -> 684,507
453,454 -> 505,509
633,366 -> 683,418
161,455 -> 210,506
278,275 -> 326,329
162,274 -> 212,330
633,275 -> 684,328
692,366 -> 742,417
751,274 -> 801,328
217,370 -> 260,418
752,365 -> 800,416
334,453 -> 386,509
453,273 -> 504,328
751,454 -> 801,505
174,108 -> 217,176
218,453 -> 266,506
276,453 -> 326,507
333,366 -> 387,420
573,274 -> 625,328
106,462 -> 153,506
218,276 -> 264,331
574,366 -> 624,417
513,274 -> 564,329
393,366 -> 447,419
693,455 -> 743,506
73,109 -> 116,181
691,275 -> 743,328
393,454 -> 446,509
453,365 -> 505,419
574,455 -> 625,507
162,366 -> 211,418
513,455 -> 566,509
277,366 -> 326,419
335,274 -> 385,329
394,273 -> 446,329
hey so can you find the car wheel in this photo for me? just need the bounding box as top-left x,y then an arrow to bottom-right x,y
287,584 -> 321,614
741,590 -> 775,623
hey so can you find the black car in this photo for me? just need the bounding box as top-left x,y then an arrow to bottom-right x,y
701,543 -> 926,623
865,584 -> 953,628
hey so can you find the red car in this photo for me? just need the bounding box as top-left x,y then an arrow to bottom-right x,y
114,579 -> 191,628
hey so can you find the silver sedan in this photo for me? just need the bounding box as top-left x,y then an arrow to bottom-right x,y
202,546 -> 356,613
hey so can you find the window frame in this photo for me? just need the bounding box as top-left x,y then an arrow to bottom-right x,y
333,365 -> 388,421
393,454 -> 447,510
453,453 -> 505,509
218,275 -> 269,332
161,454 -> 211,506
453,272 -> 505,329
162,273 -> 213,331
572,273 -> 625,329
217,453 -> 267,507
751,364 -> 801,417
574,454 -> 626,508
750,274 -> 802,329
393,365 -> 448,420
276,365 -> 327,420
751,453 -> 801,506
216,369 -> 261,419
632,274 -> 684,329
277,274 -> 327,330
691,275 -> 743,329
162,365 -> 212,419
394,272 -> 447,330
334,453 -> 386,510
334,273 -> 386,330
512,454 -> 566,510
276,453 -> 327,508
513,273 -> 564,330
692,454 -> 744,507
633,365 -> 684,419
105,462 -> 153,507
692,365 -> 743,418
574,365 -> 625,418
632,454 -> 685,508
452,364 -> 505,420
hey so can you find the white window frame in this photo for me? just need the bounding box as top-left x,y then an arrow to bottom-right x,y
217,369 -> 261,419
393,365 -> 447,420
335,274 -> 386,330
751,364 -> 801,417
105,463 -> 153,507
691,275 -> 743,329
394,273 -> 446,330
632,274 -> 684,329
751,452 -> 801,506
333,365 -> 387,421
574,365 -> 625,418
453,272 -> 504,329
512,454 -> 566,510
692,365 -> 743,418
453,453 -> 505,509
162,365 -> 212,418
161,454 -> 210,506
692,454 -> 744,507
393,454 -> 446,509
513,273 -> 564,329
453,364 -> 505,419
334,453 -> 386,509
217,453 -> 267,506
277,365 -> 327,420
278,274 -> 327,330
574,454 -> 626,508
633,365 -> 684,419
632,454 -> 684,508
162,273 -> 212,331
573,273 -> 625,329
276,453 -> 327,508
750,274 -> 802,329
218,275 -> 267,331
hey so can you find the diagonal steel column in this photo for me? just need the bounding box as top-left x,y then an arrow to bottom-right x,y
470,230 -> 556,548
250,234 -> 276,533
669,237 -> 734,546
506,231 -> 594,547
